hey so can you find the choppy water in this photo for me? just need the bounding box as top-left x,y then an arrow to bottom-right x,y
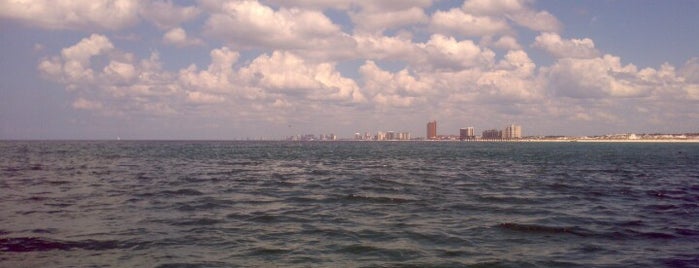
1,141 -> 698,267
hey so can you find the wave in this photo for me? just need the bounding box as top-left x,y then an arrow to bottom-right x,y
497,222 -> 590,236
0,237 -> 122,252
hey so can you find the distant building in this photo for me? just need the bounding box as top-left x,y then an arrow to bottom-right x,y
482,129 -> 502,140
460,127 -> 475,140
503,124 -> 522,139
376,131 -> 386,141
427,120 -> 437,140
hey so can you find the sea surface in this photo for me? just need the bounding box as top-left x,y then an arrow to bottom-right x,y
1,141 -> 698,267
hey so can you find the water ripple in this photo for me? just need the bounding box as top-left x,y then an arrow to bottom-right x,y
0,141 -> 698,267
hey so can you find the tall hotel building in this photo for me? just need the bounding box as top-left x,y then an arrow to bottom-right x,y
503,124 -> 522,139
460,127 -> 475,140
427,120 -> 437,140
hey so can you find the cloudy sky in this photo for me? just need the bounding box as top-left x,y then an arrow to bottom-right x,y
1,0 -> 698,139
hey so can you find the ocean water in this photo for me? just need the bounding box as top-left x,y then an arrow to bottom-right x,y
1,141 -> 698,267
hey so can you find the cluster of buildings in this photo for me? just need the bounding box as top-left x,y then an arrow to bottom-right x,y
286,133 -> 337,141
354,131 -> 412,141
282,123 -> 696,142
428,121 -> 522,141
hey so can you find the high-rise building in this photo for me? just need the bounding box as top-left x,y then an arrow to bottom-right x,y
460,127 -> 475,140
504,124 -> 522,139
376,131 -> 386,141
427,120 -> 437,140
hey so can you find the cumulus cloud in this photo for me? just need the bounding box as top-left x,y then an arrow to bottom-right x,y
238,51 -> 366,103
509,9 -> 561,32
202,0 -> 350,52
24,1 -> 698,136
163,27 -> 204,47
261,0 -> 354,10
474,50 -> 541,102
179,47 -> 239,93
39,35 -> 180,115
38,34 -> 114,85
533,32 -> 599,59
462,0 -> 525,15
360,61 -> 431,108
418,34 -> 495,71
141,0 -> 200,29
544,55 -> 651,98
461,0 -> 562,32
430,8 -> 511,37
493,35 -> 522,50
353,33 -> 419,60
0,0 -> 140,30
72,98 -> 104,110
350,6 -> 428,33
103,60 -> 137,83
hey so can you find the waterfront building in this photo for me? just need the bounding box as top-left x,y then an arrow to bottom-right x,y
503,124 -> 522,139
460,127 -> 475,140
482,129 -> 502,140
376,131 -> 386,141
427,120 -> 437,140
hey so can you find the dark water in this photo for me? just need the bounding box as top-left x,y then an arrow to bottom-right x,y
1,141 -> 698,267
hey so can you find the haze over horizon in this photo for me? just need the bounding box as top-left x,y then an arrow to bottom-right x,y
1,0 -> 698,140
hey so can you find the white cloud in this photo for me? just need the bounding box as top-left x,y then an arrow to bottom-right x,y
430,8 -> 511,37
463,0 -> 525,16
202,0 -> 350,52
533,32 -> 599,59
141,0 -> 200,29
353,33 -> 419,60
544,55 -> 652,98
60,34 -> 115,64
461,0 -> 562,32
359,61 -> 431,108
260,0 -> 354,10
72,98 -> 104,110
358,0 -> 433,12
38,34 -> 115,85
103,60 -> 137,83
509,10 -> 561,32
179,47 -> 239,93
25,1 -> 698,137
418,34 -> 495,71
39,35 -> 181,115
238,51 -> 366,103
0,0 -> 140,30
163,27 -> 204,47
490,35 -> 522,50
350,6 -> 428,33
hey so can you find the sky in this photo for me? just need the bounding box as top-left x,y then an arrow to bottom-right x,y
1,0 -> 698,140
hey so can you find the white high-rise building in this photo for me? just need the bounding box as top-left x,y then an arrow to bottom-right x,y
504,124 -> 522,139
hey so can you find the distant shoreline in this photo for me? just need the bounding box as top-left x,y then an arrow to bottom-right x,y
518,139 -> 699,143
2,139 -> 698,143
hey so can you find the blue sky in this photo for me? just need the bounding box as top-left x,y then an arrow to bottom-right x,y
1,0 -> 698,139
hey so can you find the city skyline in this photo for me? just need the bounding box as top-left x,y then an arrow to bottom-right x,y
1,1 -> 698,140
